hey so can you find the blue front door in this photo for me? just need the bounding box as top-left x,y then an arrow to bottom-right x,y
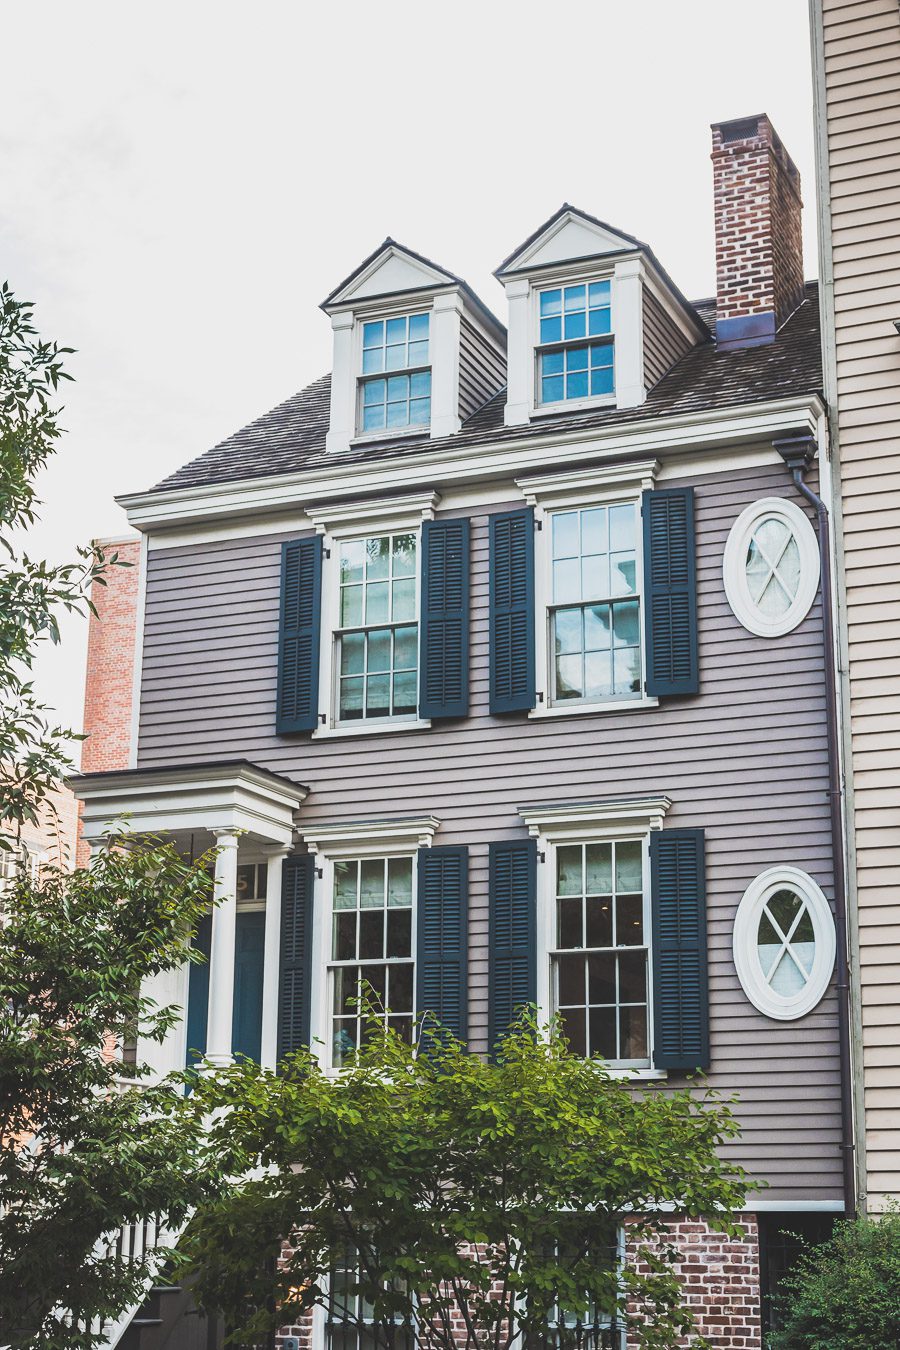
185,910 -> 265,1065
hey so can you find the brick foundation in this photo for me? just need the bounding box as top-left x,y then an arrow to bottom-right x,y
274,1215 -> 761,1349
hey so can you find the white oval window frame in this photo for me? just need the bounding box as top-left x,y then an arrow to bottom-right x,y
733,865 -> 836,1021
723,497 -> 820,638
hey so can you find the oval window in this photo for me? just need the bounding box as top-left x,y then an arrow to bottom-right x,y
733,866 -> 835,1020
723,497 -> 819,637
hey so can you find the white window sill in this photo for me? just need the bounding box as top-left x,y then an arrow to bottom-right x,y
349,428 -> 429,448
607,1066 -> 668,1081
312,717 -> 432,741
530,396 -> 617,419
528,696 -> 658,720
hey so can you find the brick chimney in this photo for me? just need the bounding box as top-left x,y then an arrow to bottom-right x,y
711,114 -> 804,350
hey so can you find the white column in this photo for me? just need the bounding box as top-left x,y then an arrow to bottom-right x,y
612,258 -> 646,409
325,311 -> 356,454
205,829 -> 239,1068
260,844 -> 291,1070
503,277 -> 532,426
429,292 -> 462,439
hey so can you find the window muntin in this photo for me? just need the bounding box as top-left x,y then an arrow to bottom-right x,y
337,532 -> 418,723
329,855 -> 415,1067
538,282 -> 614,406
733,866 -> 835,1020
551,839 -> 649,1065
723,497 -> 820,639
550,504 -> 641,705
359,313 -> 431,433
236,862 -> 268,903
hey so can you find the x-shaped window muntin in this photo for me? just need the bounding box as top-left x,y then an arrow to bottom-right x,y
746,521 -> 798,613
759,895 -> 813,990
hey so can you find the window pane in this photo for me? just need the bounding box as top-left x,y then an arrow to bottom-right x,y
615,840 -> 643,893
564,285 -> 586,310
388,856 -> 413,906
557,953 -> 585,1005
620,1004 -> 647,1059
611,554 -> 636,595
590,365 -> 615,396
333,1019 -> 357,1066
392,578 -> 416,621
618,950 -> 647,1003
770,950 -> 807,996
564,311 -> 586,340
333,912 -> 356,961
552,511 -> 579,559
366,536 -> 390,578
584,604 -> 611,652
363,321 -> 383,348
360,859 -> 385,907
615,892 -> 643,945
362,404 -> 385,432
555,653 -> 582,700
409,397 -> 430,425
558,896 -> 583,948
392,533 -> 416,574
360,962 -> 386,1007
581,507 -> 606,556
553,558 -> 582,605
386,909 -> 412,959
392,669 -> 417,716
362,378 -> 384,405
609,503 -> 634,550
567,346 -> 588,371
588,1006 -> 617,1059
541,316 -> 562,343
358,910 -> 384,959
588,281 -> 610,306
366,673 -> 390,717
768,888 -> 803,935
566,370 -> 588,399
587,953 -> 616,1004
584,649 -> 612,700
542,374 -> 564,403
542,349 -> 564,375
409,370 -> 430,398
388,962 -> 414,1012
365,582 -> 390,624
613,643 -> 641,695
386,316 -> 406,345
408,342 -> 429,369
362,347 -> 384,375
341,632 -> 365,676
560,1006 -> 586,1057
386,398 -> 408,427
341,540 -> 366,584
556,845 -> 582,896
236,863 -> 256,901
341,585 -> 363,627
366,629 -> 391,673
586,896 -> 613,948
334,861 -> 357,910
585,843 -> 612,894
340,677 -> 364,720
393,624 -> 417,669
540,289 -> 562,317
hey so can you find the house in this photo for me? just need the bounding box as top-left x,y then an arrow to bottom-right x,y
809,0 -> 900,1214
73,115 -> 843,1348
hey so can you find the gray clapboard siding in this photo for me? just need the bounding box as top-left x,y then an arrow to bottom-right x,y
458,317 -> 506,422
139,459 -> 840,1200
642,287 -> 695,390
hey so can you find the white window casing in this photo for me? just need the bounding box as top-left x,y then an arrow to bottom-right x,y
519,796 -> 671,1078
723,496 -> 820,638
732,865 -> 836,1021
517,459 -> 659,718
301,816 -> 440,1070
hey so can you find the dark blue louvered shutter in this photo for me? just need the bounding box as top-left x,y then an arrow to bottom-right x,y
419,519 -> 470,719
488,838 -> 537,1049
416,846 -> 468,1046
489,508 -> 535,713
642,488 -> 698,697
650,829 -> 709,1072
276,536 -> 323,733
276,854 -> 315,1063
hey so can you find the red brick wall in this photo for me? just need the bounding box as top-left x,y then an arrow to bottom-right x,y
274,1216 -> 762,1350
711,114 -> 805,329
81,536 -> 141,775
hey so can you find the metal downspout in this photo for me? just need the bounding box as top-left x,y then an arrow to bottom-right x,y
774,432 -> 855,1214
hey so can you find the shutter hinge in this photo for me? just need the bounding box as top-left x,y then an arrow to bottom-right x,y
315,867 -> 324,879
323,547 -> 331,559
538,851 -> 546,863
319,713 -> 327,724
534,518 -> 543,531
536,691 -> 544,703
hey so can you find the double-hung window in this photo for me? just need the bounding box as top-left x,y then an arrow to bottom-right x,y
549,502 -> 641,705
552,838 -> 650,1066
538,281 -> 614,406
325,1249 -> 413,1350
337,532 -> 418,723
359,312 -> 431,434
329,855 -> 415,1067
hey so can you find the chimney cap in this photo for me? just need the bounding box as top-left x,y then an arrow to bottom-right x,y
713,114 -> 766,143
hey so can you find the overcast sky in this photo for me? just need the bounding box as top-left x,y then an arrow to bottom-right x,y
2,0 -> 817,741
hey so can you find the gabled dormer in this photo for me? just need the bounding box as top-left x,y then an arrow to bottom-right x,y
322,239 -> 506,454
495,204 -> 707,427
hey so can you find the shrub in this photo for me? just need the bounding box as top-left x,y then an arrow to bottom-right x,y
768,1207 -> 900,1349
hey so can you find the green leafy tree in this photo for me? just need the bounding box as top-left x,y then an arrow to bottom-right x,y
0,284 -> 219,1348
181,1012 -> 752,1350
767,1208 -> 900,1350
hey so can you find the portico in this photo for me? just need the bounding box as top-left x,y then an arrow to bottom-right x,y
71,760 -> 308,1073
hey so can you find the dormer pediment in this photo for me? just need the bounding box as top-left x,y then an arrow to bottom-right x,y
495,204 -> 643,278
322,239 -> 460,312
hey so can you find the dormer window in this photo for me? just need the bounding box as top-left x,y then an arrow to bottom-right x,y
359,312 -> 431,434
537,280 -> 614,406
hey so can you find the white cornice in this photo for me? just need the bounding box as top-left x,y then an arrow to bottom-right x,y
118,394 -> 824,534
519,796 -> 673,840
309,490 -> 440,536
517,458 -> 659,507
301,815 -> 441,858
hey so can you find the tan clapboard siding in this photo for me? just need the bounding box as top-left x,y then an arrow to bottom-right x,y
821,0 -> 900,1208
138,459 -> 842,1201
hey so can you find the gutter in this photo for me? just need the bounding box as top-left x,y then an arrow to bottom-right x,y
774,432 -> 855,1215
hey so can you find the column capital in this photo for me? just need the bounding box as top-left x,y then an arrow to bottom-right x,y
212,828 -> 240,847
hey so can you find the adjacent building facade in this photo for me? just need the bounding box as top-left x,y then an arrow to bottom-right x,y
75,115 -> 847,1347
810,0 -> 900,1216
